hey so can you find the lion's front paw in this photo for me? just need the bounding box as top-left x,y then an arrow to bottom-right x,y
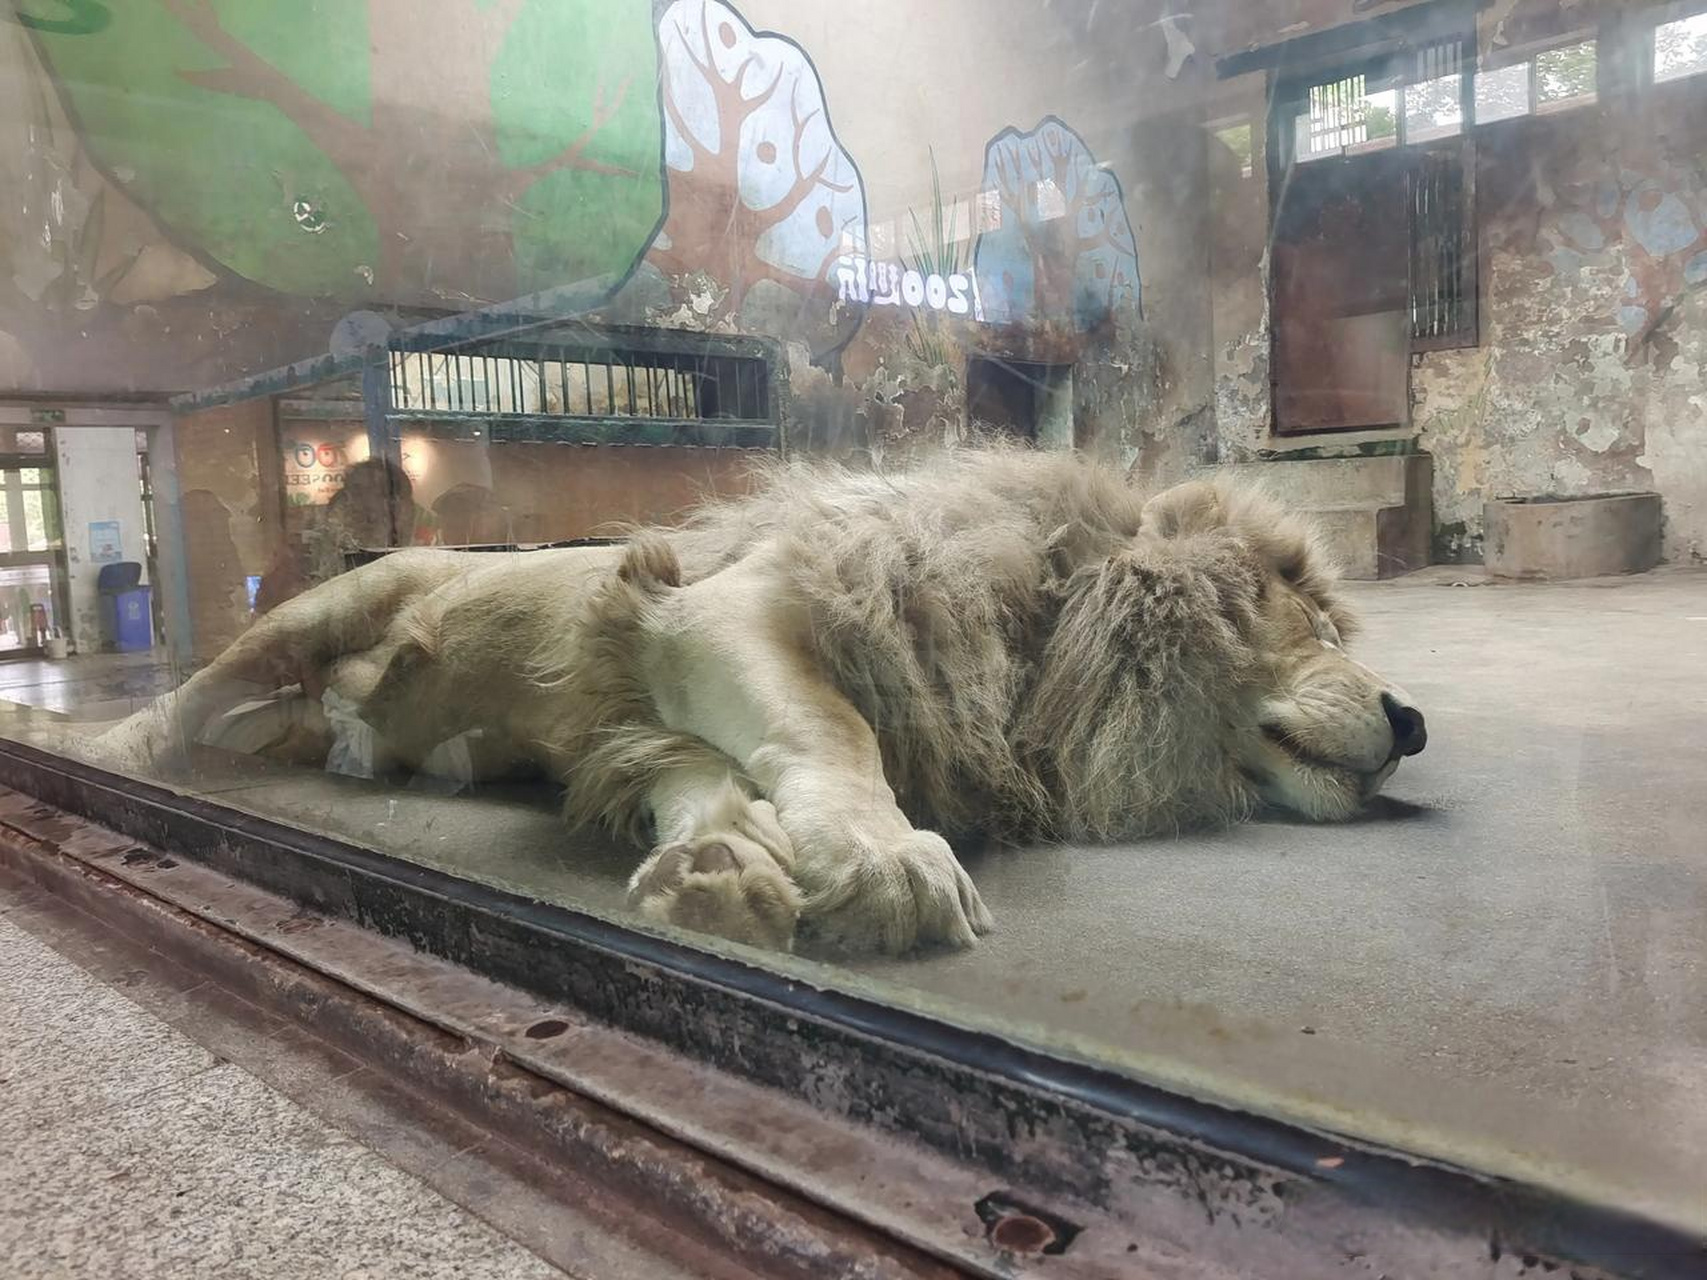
801,830 -> 993,956
627,832 -> 801,952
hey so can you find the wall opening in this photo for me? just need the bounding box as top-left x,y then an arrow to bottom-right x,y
965,357 -> 1074,447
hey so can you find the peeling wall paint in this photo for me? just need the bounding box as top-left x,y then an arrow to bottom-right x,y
1207,75 -> 1273,466
1206,3 -> 1707,568
1416,93 -> 1707,564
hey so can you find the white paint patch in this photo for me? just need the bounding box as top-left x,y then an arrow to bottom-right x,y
1574,420 -> 1620,453
1552,455 -> 1592,489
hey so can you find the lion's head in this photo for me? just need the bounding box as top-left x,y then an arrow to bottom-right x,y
1138,480 -> 1427,823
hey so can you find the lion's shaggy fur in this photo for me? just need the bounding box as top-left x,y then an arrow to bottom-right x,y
97,446 -> 1383,952
568,449 -> 1350,843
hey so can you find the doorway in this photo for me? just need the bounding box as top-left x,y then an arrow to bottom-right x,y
965,357 -> 1075,447
0,434 -> 68,656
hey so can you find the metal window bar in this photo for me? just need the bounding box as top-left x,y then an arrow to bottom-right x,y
1306,74 -> 1367,157
389,349 -> 771,423
1410,149 -> 1467,341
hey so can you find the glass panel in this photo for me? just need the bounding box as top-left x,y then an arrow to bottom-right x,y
1,0 -> 1702,1243
1404,72 -> 1465,140
1474,61 -> 1533,122
1535,40 -> 1598,109
1294,75 -> 1399,162
20,487 -> 56,552
1655,12 -> 1707,81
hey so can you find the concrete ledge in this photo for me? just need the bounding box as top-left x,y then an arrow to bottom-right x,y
1230,455 -> 1416,509
1484,493 -> 1662,580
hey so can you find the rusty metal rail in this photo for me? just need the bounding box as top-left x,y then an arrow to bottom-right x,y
0,791 -> 966,1280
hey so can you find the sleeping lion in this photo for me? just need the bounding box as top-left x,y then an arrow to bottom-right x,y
100,450 -> 1427,955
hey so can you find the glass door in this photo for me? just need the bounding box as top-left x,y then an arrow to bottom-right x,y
0,443 -> 68,656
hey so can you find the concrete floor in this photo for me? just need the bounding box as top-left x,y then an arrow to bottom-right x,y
2,569 -> 1703,1231
0,649 -> 178,722
0,912 -> 568,1280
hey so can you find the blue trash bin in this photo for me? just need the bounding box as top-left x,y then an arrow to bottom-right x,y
111,587 -> 153,652
97,562 -> 153,652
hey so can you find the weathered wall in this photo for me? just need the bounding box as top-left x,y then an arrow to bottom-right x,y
53,427 -> 150,652
1203,0 -> 1707,565
1207,76 -> 1273,464
1416,78 -> 1707,564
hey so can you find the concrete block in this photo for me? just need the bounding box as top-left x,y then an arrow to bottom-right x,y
1308,509 -> 1378,579
1483,492 -> 1662,580
1223,455 -> 1414,510
1220,454 -> 1433,580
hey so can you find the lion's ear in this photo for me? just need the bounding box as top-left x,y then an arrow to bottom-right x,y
1139,481 -> 1225,540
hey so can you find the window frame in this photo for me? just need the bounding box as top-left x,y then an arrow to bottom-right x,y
1642,2 -> 1707,86
172,318 -> 784,455
1264,29 -> 1482,425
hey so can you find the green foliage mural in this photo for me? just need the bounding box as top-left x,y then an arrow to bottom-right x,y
23,0 -> 664,306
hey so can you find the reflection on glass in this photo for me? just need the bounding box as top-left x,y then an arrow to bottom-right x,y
1536,40 -> 1597,108
1295,75 -> 1398,161
1655,12 -> 1707,82
0,565 -> 57,652
1474,62 -> 1532,122
1404,73 -> 1463,141
1034,178 -> 1068,221
2,0 -> 1706,1248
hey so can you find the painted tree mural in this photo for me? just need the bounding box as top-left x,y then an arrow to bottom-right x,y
20,0 -> 664,308
973,117 -> 1140,336
649,0 -> 867,359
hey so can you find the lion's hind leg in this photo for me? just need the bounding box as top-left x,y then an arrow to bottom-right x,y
95,551 -> 454,774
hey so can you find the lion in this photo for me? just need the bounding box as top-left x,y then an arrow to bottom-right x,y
97,450 -> 1427,955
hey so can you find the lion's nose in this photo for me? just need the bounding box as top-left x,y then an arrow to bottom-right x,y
1381,692 -> 1428,758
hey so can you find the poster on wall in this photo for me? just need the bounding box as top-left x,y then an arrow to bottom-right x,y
282,434 -> 367,506
280,430 -> 432,507
88,520 -> 123,562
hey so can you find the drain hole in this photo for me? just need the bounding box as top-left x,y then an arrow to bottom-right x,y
524,1018 -> 570,1040
991,1214 -> 1055,1253
974,1192 -> 1080,1257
